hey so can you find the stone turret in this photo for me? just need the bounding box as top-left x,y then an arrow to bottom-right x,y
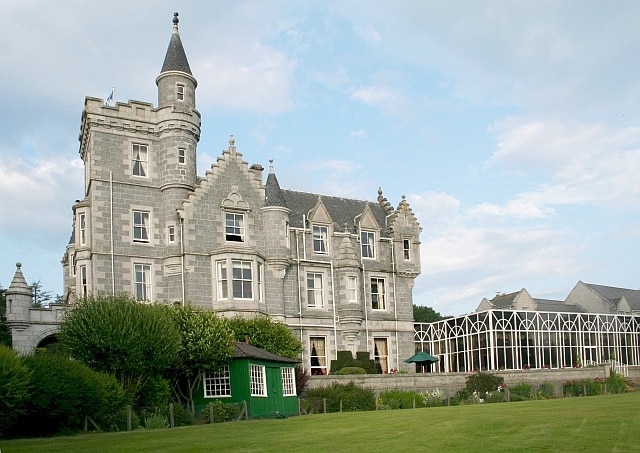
5,263 -> 33,334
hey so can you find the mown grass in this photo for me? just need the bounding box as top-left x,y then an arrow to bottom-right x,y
3,392 -> 640,452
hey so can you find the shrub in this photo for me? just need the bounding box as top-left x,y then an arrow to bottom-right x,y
509,383 -> 533,401
334,367 -> 367,375
0,345 -> 32,438
21,352 -> 127,436
295,365 -> 310,396
306,382 -> 375,412
200,400 -> 241,423
330,351 -> 377,375
563,379 -> 604,397
171,403 -> 195,427
465,372 -> 504,394
142,410 -> 169,429
537,382 -> 556,399
137,375 -> 170,408
606,370 -> 628,394
379,390 -> 426,409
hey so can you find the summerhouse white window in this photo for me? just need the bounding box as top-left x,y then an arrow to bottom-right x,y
250,364 -> 267,397
307,273 -> 324,308
371,277 -> 386,310
374,338 -> 389,373
133,210 -> 150,243
361,230 -> 376,259
281,367 -> 296,396
134,263 -> 152,302
312,225 -> 328,254
204,365 -> 231,397
132,143 -> 148,177
310,337 -> 327,376
225,212 -> 245,242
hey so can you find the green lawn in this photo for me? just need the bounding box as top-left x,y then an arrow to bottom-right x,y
3,393 -> 639,452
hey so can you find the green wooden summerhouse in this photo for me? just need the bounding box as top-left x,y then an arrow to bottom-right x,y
195,342 -> 300,418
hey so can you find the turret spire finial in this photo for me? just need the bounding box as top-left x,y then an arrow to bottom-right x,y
173,12 -> 179,27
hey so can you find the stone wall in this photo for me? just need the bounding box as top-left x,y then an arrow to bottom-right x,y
306,366 -> 640,398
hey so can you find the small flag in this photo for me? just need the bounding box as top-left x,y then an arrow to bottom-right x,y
105,87 -> 114,106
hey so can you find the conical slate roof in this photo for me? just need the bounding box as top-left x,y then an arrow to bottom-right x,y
264,161 -> 287,208
160,13 -> 192,75
8,262 -> 32,296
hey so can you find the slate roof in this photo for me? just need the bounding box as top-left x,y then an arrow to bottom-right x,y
584,283 -> 640,311
264,171 -> 287,208
160,13 -> 192,75
488,291 -> 520,309
281,189 -> 390,236
233,341 -> 299,363
534,298 -> 584,313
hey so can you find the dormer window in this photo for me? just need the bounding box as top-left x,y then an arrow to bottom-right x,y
361,230 -> 376,259
225,212 -> 245,242
176,83 -> 185,101
312,225 -> 328,254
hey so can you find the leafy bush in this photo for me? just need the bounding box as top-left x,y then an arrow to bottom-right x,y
295,365 -> 310,396
379,390 -> 426,409
509,383 -> 533,401
171,403 -> 195,427
0,345 -> 31,438
200,400 -> 241,423
465,372 -> 504,394
142,410 -> 169,429
137,375 -> 170,408
330,351 -> 377,375
334,367 -> 367,375
563,379 -> 604,397
606,370 -> 628,394
306,382 -> 375,412
537,382 -> 556,399
21,352 -> 127,436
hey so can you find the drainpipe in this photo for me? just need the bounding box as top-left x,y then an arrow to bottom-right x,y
109,171 -> 115,294
354,217 -> 370,355
179,215 -> 185,306
382,236 -> 399,370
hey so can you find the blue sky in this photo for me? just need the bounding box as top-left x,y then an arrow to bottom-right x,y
1,1 -> 639,315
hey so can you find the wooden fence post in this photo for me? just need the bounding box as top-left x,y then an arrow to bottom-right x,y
209,402 -> 214,424
339,399 -> 343,412
127,405 -> 132,431
323,398 -> 327,414
169,402 -> 174,428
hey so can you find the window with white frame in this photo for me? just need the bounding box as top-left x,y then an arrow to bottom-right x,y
79,265 -> 88,298
177,83 -> 185,101
216,260 -> 228,299
371,277 -> 386,310
78,213 -> 86,246
361,230 -> 376,259
374,338 -> 389,373
403,239 -> 411,260
132,210 -> 150,243
250,364 -> 267,396
132,143 -> 148,177
307,272 -> 324,308
167,225 -> 176,244
204,365 -> 231,397
225,212 -> 245,242
134,263 -> 152,301
312,225 -> 328,254
178,148 -> 186,164
310,337 -> 327,375
232,260 -> 252,299
281,367 -> 296,396
347,275 -> 358,303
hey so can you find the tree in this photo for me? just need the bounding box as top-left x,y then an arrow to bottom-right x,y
228,315 -> 303,359
0,285 -> 11,346
0,344 -> 31,438
168,305 -> 235,413
29,279 -> 61,307
413,305 -> 447,323
58,295 -> 181,403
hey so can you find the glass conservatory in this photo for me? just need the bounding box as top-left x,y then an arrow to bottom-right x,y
414,310 -> 640,373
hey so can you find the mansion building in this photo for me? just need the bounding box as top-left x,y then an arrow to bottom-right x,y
48,14 -> 420,373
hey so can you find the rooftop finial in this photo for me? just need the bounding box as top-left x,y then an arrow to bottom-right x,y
229,134 -> 235,146
173,12 -> 179,27
269,158 -> 274,174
